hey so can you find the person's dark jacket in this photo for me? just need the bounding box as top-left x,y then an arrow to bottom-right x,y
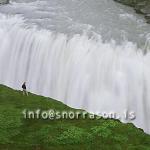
22,84 -> 26,90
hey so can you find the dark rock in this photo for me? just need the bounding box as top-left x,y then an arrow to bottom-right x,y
0,0 -> 9,5
145,14 -> 150,23
114,0 -> 150,23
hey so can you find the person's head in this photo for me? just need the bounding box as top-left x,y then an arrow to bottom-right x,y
24,82 -> 26,85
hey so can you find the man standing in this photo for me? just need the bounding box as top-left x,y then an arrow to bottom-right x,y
22,82 -> 28,96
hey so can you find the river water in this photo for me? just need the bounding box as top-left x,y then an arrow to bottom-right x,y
0,0 -> 150,133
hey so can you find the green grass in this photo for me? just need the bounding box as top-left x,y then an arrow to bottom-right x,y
0,84 -> 150,150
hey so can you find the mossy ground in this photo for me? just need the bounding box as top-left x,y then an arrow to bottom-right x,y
0,84 -> 150,150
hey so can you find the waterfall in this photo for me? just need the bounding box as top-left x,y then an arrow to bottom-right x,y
0,14 -> 150,134
144,34 -> 150,54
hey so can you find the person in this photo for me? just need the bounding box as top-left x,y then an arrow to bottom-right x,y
22,82 -> 28,96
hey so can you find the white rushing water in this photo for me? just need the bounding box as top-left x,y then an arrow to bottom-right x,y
0,0 -> 150,133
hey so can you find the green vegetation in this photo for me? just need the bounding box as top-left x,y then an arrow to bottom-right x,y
0,84 -> 150,150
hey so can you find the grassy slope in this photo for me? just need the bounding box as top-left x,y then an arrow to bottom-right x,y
0,84 -> 150,150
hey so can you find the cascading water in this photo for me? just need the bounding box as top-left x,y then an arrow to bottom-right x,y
0,0 -> 150,134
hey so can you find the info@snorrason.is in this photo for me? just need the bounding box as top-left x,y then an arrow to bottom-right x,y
22,109 -> 136,121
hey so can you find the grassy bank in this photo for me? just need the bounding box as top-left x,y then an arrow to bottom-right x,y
0,84 -> 150,150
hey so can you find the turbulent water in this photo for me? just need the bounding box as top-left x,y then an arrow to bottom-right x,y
0,0 -> 150,133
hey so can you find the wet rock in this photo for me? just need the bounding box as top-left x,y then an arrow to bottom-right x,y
145,14 -> 150,23
0,0 -> 9,5
114,0 -> 150,23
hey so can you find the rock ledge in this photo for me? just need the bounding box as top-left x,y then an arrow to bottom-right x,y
0,0 -> 9,5
114,0 -> 150,23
